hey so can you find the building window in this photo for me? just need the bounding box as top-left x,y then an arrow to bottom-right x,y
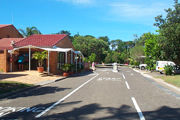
57,52 -> 65,70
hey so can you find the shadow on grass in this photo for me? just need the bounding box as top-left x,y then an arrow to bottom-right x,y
0,81 -> 33,95
1,102 -> 179,120
0,73 -> 27,80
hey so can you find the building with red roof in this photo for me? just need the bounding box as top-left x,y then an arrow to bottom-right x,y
0,25 -> 83,74
0,24 -> 23,38
0,38 -> 24,50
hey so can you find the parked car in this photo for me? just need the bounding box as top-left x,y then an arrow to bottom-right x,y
139,64 -> 147,70
156,61 -> 176,73
173,65 -> 180,74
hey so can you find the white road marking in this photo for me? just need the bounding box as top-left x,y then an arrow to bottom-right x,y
97,77 -> 122,81
0,107 -> 26,117
122,73 -> 126,79
131,97 -> 145,120
36,73 -> 99,118
125,81 -> 130,89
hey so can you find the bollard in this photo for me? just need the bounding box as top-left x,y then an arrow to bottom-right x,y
113,62 -> 118,72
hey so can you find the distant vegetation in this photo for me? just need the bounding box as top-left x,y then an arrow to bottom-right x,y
19,0 -> 180,69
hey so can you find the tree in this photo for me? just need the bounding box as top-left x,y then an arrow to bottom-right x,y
73,35 -> 108,62
110,39 -> 125,52
57,30 -> 71,36
130,45 -> 145,64
19,26 -> 41,37
112,51 -> 120,63
144,33 -> 160,70
88,53 -> 96,62
99,36 -> 110,45
154,0 -> 180,64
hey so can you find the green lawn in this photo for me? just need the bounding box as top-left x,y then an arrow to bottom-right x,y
0,81 -> 34,95
158,75 -> 180,88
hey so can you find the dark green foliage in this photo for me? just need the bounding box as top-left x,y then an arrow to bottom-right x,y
72,35 -> 109,62
164,65 -> 173,75
62,64 -> 72,72
154,0 -> 180,64
19,26 -> 41,37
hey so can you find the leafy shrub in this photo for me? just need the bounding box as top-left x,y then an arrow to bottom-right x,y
164,65 -> 173,75
62,64 -> 72,72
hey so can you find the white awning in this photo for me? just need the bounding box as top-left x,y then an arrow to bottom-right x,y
8,45 -> 74,53
42,48 -> 73,52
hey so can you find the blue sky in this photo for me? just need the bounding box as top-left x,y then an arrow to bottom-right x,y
0,0 -> 174,41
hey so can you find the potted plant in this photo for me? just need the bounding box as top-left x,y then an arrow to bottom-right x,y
62,64 -> 71,76
32,51 -> 47,73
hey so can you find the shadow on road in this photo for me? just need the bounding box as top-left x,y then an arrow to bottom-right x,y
3,86 -> 71,100
0,101 -> 179,120
69,70 -> 94,78
37,103 -> 179,120
0,101 -> 82,120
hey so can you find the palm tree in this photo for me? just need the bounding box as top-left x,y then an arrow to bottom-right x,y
19,26 -> 41,37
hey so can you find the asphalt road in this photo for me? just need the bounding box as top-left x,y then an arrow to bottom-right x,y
0,67 -> 180,120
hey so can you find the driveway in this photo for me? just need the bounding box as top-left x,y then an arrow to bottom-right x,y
0,67 -> 179,120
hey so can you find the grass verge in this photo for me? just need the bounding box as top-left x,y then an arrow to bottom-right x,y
0,81 -> 34,95
157,75 -> 180,88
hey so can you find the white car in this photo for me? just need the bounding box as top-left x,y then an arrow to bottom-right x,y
156,61 -> 176,73
139,64 -> 147,70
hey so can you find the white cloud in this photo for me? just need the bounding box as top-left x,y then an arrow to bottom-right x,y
109,2 -> 169,19
56,0 -> 94,5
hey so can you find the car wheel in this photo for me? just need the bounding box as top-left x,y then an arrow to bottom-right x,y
141,66 -> 145,70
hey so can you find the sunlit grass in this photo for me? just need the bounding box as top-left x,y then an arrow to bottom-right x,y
157,75 -> 180,88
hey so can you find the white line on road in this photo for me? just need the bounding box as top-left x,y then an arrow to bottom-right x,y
36,73 -> 99,118
122,73 -> 126,79
125,81 -> 130,89
131,97 -> 145,120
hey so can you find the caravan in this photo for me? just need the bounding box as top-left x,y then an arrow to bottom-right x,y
156,61 -> 175,73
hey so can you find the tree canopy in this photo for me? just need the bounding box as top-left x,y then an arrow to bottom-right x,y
154,0 -> 180,64
19,26 -> 41,37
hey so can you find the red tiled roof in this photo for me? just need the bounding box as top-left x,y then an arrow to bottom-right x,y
0,24 -> 11,28
15,34 -> 67,47
0,38 -> 24,50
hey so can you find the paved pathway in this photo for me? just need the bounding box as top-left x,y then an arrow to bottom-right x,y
0,67 -> 179,120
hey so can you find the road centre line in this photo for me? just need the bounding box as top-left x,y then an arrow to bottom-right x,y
131,97 -> 145,120
125,81 -> 130,89
36,73 -> 99,118
122,73 -> 126,79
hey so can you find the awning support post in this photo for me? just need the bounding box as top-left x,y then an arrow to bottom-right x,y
29,45 -> 31,71
75,54 -> 77,73
10,53 -> 12,72
47,50 -> 50,74
65,52 -> 67,64
71,50 -> 73,64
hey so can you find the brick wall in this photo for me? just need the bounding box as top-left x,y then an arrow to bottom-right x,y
0,50 -> 9,72
49,51 -> 58,74
55,36 -> 75,50
0,25 -> 23,38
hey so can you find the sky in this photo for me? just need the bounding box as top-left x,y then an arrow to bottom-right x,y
0,0 -> 174,41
